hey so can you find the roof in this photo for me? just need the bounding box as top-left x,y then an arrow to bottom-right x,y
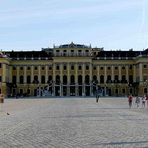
56,42 -> 90,49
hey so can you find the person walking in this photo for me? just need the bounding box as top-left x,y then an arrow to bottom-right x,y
142,95 -> 146,108
128,94 -> 133,109
135,96 -> 140,108
96,89 -> 99,103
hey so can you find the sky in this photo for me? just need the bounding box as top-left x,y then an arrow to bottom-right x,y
0,0 -> 148,51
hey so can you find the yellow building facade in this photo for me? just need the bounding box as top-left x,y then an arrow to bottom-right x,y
0,43 -> 148,97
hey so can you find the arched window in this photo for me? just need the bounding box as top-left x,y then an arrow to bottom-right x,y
100,75 -> 104,84
12,76 -> 16,84
47,76 -> 52,83
71,65 -> 74,70
85,75 -> 90,84
70,75 -> 75,84
63,75 -> 67,84
78,65 -> 82,70
122,75 -> 126,82
107,75 -> 111,83
93,75 -> 97,82
41,75 -> 45,84
33,75 -> 39,84
27,75 -> 31,84
34,75 -> 38,81
107,75 -> 111,80
78,75 -> 82,84
20,76 -> 24,84
56,75 -> 60,84
114,75 -> 119,83
86,65 -> 89,70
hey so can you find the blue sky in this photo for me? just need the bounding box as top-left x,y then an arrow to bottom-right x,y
0,0 -> 148,51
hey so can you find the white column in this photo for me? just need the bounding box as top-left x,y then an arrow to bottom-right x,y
104,65 -> 107,96
60,64 -> 63,84
16,66 -> 19,83
90,63 -> 93,96
126,65 -> 129,82
119,65 -> 121,81
97,65 -> 100,83
9,66 -> 12,83
2,64 -> 6,83
75,63 -> 78,96
139,63 -> 143,82
133,65 -> 136,82
45,65 -> 48,84
24,66 -> 27,84
111,65 -> 114,81
67,63 -> 70,96
38,66 -> 41,83
60,64 -> 63,96
104,65 -> 107,83
31,66 -> 34,83
52,63 -> 55,96
75,63 -> 78,84
82,63 -> 85,96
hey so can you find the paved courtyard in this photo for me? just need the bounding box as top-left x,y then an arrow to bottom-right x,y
0,97 -> 148,148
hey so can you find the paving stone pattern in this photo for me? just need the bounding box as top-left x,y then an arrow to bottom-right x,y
0,97 -> 148,148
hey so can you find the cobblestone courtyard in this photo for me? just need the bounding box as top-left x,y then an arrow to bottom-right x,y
1,97 -> 148,148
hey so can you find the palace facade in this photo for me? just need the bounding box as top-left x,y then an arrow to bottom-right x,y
0,42 -> 148,97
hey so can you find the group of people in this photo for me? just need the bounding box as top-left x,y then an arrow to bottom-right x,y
128,94 -> 148,109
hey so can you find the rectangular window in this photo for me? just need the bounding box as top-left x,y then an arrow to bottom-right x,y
56,65 -> 59,70
122,89 -> 125,94
64,65 -> 67,70
100,67 -> 103,70
49,66 -> 52,70
86,65 -> 89,70
78,65 -> 82,70
93,66 -> 96,70
144,65 -> 147,68
115,75 -> 119,80
71,65 -> 74,70
129,65 -> 132,69
0,76 -> 2,82
27,67 -> 30,70
0,63 -> 2,68
143,76 -> 148,81
13,66 -> 16,70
